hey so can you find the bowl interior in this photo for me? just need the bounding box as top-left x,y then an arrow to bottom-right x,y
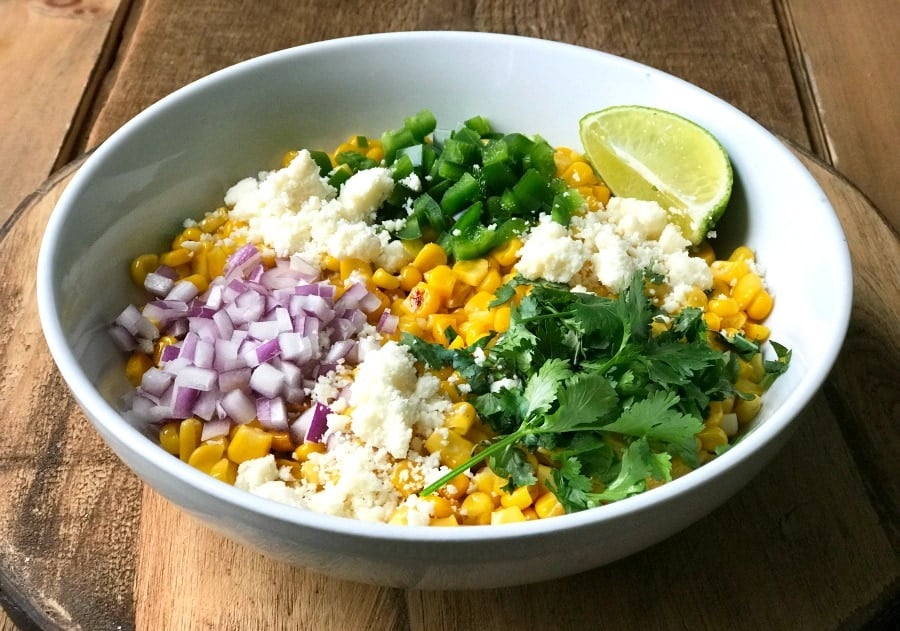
38,32 -> 852,540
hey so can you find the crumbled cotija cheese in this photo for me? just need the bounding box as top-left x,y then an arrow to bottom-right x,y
517,198 -> 713,311
234,342 -> 452,522
225,150 -> 409,271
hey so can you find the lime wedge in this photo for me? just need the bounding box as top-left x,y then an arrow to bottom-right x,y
579,105 -> 733,244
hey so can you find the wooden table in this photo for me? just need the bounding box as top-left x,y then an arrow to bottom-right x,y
1,1 -> 897,629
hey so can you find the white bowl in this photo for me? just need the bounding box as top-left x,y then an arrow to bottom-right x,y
36,31 -> 852,589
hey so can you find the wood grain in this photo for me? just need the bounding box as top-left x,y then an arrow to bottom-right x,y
0,0 -> 128,226
81,0 -> 811,150
0,149 -> 895,630
782,0 -> 900,232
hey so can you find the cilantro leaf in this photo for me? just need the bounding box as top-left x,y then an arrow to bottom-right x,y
599,390 -> 704,445
538,372 -> 619,432
588,438 -> 671,503
522,358 -> 571,419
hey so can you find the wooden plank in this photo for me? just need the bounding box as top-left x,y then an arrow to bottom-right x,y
0,0 -> 128,226
81,0 -> 810,149
781,0 -> 900,231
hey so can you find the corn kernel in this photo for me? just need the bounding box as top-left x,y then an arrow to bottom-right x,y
708,297 -> 740,317
697,425 -> 728,451
490,238 -> 522,268
444,401 -> 477,435
439,472 -> 471,500
130,254 -> 159,286
732,272 -> 763,310
425,264 -> 457,300
405,282 -> 441,316
743,321 -> 771,341
425,429 -> 474,469
534,492 -> 566,519
188,438 -> 227,473
430,515 -> 459,527
477,268 -> 503,294
269,431 -> 293,453
340,257 -> 371,281
500,485 -> 537,510
452,258 -> 489,287
293,441 -> 326,462
125,353 -> 152,386
209,458 -> 238,484
199,209 -> 228,233
460,491 -> 494,517
178,417 -> 203,462
391,460 -> 424,497
159,422 -> 181,456
159,247 -> 192,268
711,259 -> 750,285
734,394 -> 762,425
371,268 -> 400,290
398,265 -> 423,291
746,289 -> 774,321
420,494 -> 454,519
227,424 -> 273,464
412,243 -> 447,272
181,273 -> 210,293
491,505 -> 526,524
728,246 -> 756,262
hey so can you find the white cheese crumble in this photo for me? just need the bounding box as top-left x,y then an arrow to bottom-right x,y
225,150 -> 410,272
235,342 -> 453,522
517,198 -> 713,312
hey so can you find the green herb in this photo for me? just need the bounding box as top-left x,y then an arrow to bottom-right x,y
410,270 -> 779,506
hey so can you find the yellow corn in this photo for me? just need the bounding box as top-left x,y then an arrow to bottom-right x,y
734,394 -> 762,425
199,208 -> 229,233
130,254 -> 159,286
159,422 -> 181,456
452,258 -> 489,287
390,460 -> 425,497
425,429 -> 475,469
444,401 -> 477,434
491,505 -> 527,524
227,424 -> 274,464
732,272 -> 763,310
490,238 -> 522,268
430,515 -> 459,527
404,282 -> 441,316
371,268 -> 400,290
534,492 -> 565,519
412,242 -> 447,272
460,491 -> 494,518
398,264 -> 423,291
172,226 -> 202,249
697,425 -> 728,451
746,289 -> 774,321
425,264 -> 457,300
125,353 -> 152,386
209,458 -> 238,484
500,485 -> 537,511
188,437 -> 227,473
340,257 -> 371,281
269,431 -> 294,453
420,494 -> 454,519
159,247 -> 192,268
178,417 -> 203,462
293,441 -> 326,462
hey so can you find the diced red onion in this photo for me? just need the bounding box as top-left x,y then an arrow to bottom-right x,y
306,402 -> 330,443
166,280 -> 200,302
192,389 -> 219,421
218,367 -> 251,392
249,362 -> 284,398
140,367 -> 172,397
223,243 -> 262,279
289,255 -> 320,281
109,324 -> 136,351
144,272 -> 175,297
221,388 -> 256,424
172,386 -> 200,418
256,396 -> 288,431
377,310 -> 399,334
323,339 -> 355,364
201,418 -> 231,441
174,365 -> 217,391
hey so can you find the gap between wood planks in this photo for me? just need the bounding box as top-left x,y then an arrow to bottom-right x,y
53,0 -> 141,172
771,0 -> 831,165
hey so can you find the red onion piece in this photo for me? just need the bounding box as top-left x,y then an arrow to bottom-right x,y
221,389 -> 256,424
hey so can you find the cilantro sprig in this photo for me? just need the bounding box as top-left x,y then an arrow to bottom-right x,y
406,271 -> 790,508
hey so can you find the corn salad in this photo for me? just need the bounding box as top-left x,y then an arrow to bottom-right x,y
117,116 -> 784,527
